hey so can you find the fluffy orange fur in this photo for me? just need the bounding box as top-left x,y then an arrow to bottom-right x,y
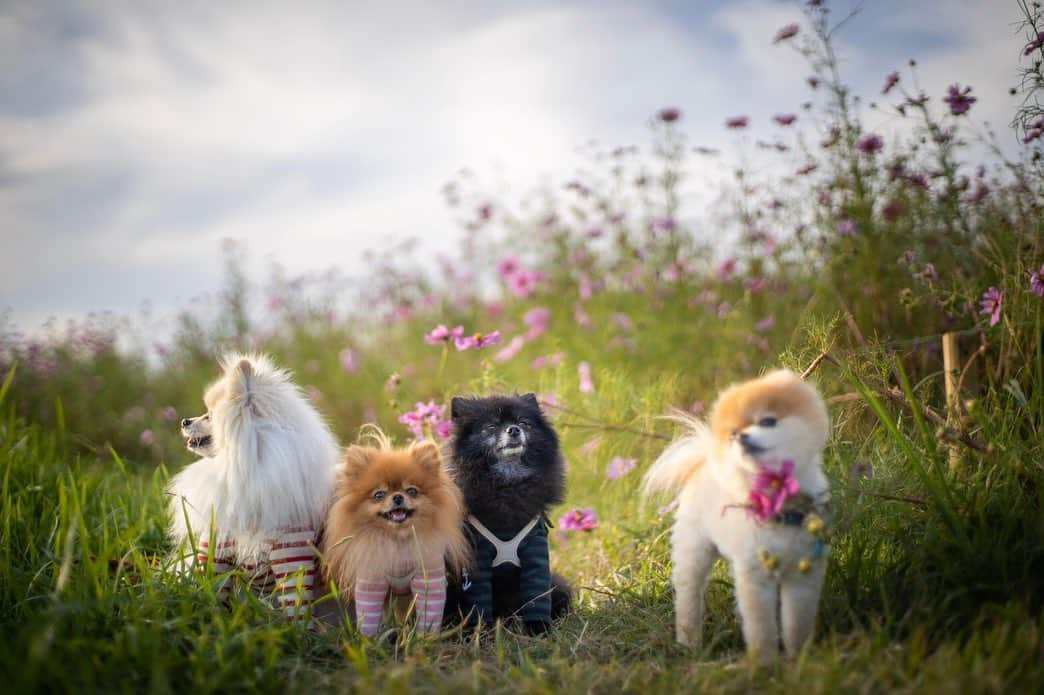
321,433 -> 470,592
709,371 -> 828,442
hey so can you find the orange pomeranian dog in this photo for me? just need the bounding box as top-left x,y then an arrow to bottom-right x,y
322,429 -> 470,636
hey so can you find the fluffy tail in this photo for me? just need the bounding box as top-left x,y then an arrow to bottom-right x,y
642,413 -> 712,496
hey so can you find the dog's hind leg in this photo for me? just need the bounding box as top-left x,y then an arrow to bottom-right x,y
780,561 -> 826,656
733,566 -> 779,662
672,533 -> 716,647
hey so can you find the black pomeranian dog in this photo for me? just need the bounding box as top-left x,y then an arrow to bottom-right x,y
444,393 -> 571,634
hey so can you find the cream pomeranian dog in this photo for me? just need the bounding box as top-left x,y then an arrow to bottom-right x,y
643,369 -> 831,661
168,353 -> 340,618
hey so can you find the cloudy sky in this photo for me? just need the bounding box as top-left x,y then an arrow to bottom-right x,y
0,0 -> 1027,334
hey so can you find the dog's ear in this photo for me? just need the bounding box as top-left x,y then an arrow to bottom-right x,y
341,445 -> 372,477
450,397 -> 472,421
229,359 -> 254,400
520,393 -> 539,408
409,439 -> 442,472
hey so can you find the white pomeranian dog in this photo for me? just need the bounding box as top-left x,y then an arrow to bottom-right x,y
168,353 -> 340,618
643,369 -> 831,661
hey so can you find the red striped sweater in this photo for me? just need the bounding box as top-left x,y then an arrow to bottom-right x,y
196,526 -> 317,618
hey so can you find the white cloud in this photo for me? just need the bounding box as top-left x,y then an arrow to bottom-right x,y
0,0 -> 1028,332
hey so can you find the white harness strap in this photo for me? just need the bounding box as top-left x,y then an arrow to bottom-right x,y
467,515 -> 541,567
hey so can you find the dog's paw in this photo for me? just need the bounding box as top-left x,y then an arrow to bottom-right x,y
521,620 -> 551,636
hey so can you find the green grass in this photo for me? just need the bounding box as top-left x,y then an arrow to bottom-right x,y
4,1 -> 1044,689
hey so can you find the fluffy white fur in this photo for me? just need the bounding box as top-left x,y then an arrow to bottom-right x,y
168,352 -> 340,565
643,369 -> 830,661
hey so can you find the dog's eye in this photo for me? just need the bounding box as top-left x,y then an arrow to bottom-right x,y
758,417 -> 778,427
518,420 -> 530,428
203,413 -> 211,421
405,486 -> 419,498
372,490 -> 386,501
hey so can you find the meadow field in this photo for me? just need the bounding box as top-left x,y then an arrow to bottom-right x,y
3,2 -> 1044,692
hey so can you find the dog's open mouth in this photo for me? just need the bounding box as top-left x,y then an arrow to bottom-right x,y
497,445 -> 525,457
186,435 -> 212,450
381,508 -> 414,524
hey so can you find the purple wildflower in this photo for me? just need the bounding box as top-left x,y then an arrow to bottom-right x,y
979,287 -> 1002,326
455,331 -> 502,351
753,316 -> 776,333
943,84 -> 976,116
339,348 -> 360,373
773,23 -> 800,43
425,324 -> 465,346
882,71 -> 900,95
773,113 -> 797,126
726,115 -> 750,129
139,430 -> 155,447
857,133 -> 884,156
749,460 -> 800,523
159,406 -> 178,423
606,457 -> 637,480
658,107 -> 681,123
836,219 -> 858,236
1031,265 -> 1044,297
796,163 -> 818,176
559,508 -> 599,532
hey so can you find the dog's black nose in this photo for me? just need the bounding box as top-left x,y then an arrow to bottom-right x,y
392,493 -> 404,505
181,418 -> 192,428
506,425 -> 522,439
738,432 -> 751,446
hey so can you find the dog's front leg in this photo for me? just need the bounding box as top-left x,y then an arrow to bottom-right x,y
672,534 -> 715,647
780,560 -> 827,656
733,566 -> 778,662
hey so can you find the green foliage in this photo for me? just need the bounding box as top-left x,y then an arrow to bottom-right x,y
3,1 -> 1044,690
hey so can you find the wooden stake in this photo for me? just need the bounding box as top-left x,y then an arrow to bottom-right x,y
942,332 -> 960,469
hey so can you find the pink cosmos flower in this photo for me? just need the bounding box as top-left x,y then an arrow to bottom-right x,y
773,113 -> 797,126
455,331 -> 502,351
574,304 -> 593,328
943,84 -> 977,116
1031,265 -> 1044,298
507,270 -> 541,298
435,420 -> 454,439
726,116 -> 750,129
578,361 -> 595,393
159,406 -> 178,423
559,508 -> 599,532
494,335 -> 525,363
773,23 -> 800,43
399,400 -> 450,440
339,348 -> 360,373
857,133 -> 884,156
524,307 -> 552,340
606,457 -> 637,480
749,460 -> 800,523
882,70 -> 900,95
753,316 -> 776,333
979,287 -> 1003,327
498,256 -> 521,278
539,393 -> 558,410
425,324 -> 465,346
717,259 -> 737,281
140,429 -> 155,447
